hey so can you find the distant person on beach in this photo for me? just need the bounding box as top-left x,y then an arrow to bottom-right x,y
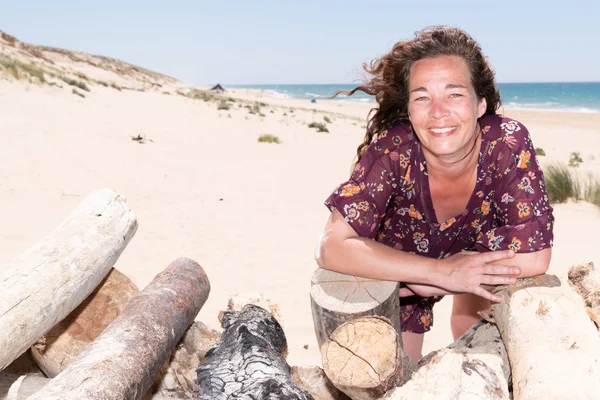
316,26 -> 554,361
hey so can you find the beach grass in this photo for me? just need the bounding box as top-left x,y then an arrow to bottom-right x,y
308,122 -> 329,133
0,56 -> 46,83
544,163 -> 579,203
258,134 -> 281,144
217,101 -> 230,111
582,174 -> 600,207
569,152 -> 583,167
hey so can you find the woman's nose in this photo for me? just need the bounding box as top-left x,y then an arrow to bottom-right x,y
429,98 -> 450,119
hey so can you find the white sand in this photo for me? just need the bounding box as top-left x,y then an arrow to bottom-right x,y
1,79 -> 599,367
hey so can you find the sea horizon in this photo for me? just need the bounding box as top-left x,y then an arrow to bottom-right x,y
225,82 -> 600,113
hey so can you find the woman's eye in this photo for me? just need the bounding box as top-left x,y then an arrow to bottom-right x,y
449,93 -> 463,98
414,96 -> 428,101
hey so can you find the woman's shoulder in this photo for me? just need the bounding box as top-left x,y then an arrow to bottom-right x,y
480,114 -> 532,157
369,122 -> 416,152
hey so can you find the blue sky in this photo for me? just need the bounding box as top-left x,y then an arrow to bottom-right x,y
1,1 -> 598,85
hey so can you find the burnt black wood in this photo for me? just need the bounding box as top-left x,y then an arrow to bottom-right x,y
195,304 -> 313,400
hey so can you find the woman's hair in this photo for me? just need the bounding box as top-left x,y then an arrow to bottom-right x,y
342,26 -> 501,163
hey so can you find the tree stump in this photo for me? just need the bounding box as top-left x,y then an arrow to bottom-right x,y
568,262 -> 600,328
0,188 -> 137,370
492,274 -> 600,399
195,304 -> 312,399
27,258 -> 210,400
381,321 -> 510,399
310,268 -> 400,349
321,316 -> 415,400
30,268 -> 140,377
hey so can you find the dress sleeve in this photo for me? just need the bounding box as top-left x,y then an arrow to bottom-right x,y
476,120 -> 554,253
325,135 -> 402,239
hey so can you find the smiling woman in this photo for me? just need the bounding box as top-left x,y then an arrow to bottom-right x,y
318,26 -> 554,361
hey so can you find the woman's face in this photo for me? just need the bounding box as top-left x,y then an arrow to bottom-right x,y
407,55 -> 486,162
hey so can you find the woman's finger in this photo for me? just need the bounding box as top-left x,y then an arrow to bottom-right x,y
479,250 -> 515,263
473,286 -> 503,303
480,275 -> 518,286
482,265 -> 521,275
399,287 -> 415,297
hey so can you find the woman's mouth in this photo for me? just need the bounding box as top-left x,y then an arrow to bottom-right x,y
428,126 -> 457,137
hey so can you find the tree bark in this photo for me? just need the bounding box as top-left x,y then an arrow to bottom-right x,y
31,267 -> 140,377
568,262 -> 600,328
195,304 -> 312,399
381,321 -> 510,400
0,188 -> 137,370
321,316 -> 415,400
310,268 -> 400,349
27,258 -> 210,400
492,274 -> 600,399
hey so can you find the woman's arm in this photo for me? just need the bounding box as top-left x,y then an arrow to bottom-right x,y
490,248 -> 552,277
316,209 -> 521,302
401,248 -> 552,297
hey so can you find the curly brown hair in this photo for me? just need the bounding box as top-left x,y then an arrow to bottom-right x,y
340,26 -> 501,163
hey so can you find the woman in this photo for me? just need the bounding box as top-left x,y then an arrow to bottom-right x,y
316,26 -> 554,361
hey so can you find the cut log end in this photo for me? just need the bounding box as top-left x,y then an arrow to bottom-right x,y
322,316 -> 412,400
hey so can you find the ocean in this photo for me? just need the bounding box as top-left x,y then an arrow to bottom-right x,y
230,82 -> 600,113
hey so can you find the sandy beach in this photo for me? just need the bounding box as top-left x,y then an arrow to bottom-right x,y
2,35 -> 600,368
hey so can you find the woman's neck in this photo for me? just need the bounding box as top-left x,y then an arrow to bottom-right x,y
423,129 -> 482,180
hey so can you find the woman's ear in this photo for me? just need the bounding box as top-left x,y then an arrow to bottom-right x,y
477,97 -> 487,118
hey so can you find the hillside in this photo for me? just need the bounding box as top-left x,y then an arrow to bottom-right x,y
0,29 -> 182,93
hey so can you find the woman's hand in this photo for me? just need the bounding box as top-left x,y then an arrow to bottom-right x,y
433,250 -> 520,302
399,283 -> 454,297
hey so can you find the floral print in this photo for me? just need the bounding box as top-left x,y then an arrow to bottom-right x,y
325,114 -> 554,333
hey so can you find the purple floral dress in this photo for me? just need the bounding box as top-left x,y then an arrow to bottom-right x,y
325,114 -> 554,333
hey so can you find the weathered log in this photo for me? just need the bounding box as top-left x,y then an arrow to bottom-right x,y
0,373 -> 49,399
195,304 -> 312,399
492,274 -> 600,399
27,258 -> 210,400
152,321 -> 221,398
310,268 -> 400,349
0,372 -> 188,400
290,366 -> 350,400
321,316 -> 415,400
0,188 -> 137,370
31,267 -> 140,377
568,262 -> 600,328
381,321 -> 510,399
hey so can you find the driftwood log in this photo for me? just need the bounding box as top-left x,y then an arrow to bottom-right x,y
152,321 -> 221,398
310,268 -> 400,349
0,372 -> 186,400
195,304 -> 312,399
290,366 -> 349,400
31,267 -> 140,377
0,188 -> 137,370
382,321 -> 510,399
492,274 -> 600,399
27,258 -> 210,400
321,316 -> 415,400
568,262 -> 600,328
